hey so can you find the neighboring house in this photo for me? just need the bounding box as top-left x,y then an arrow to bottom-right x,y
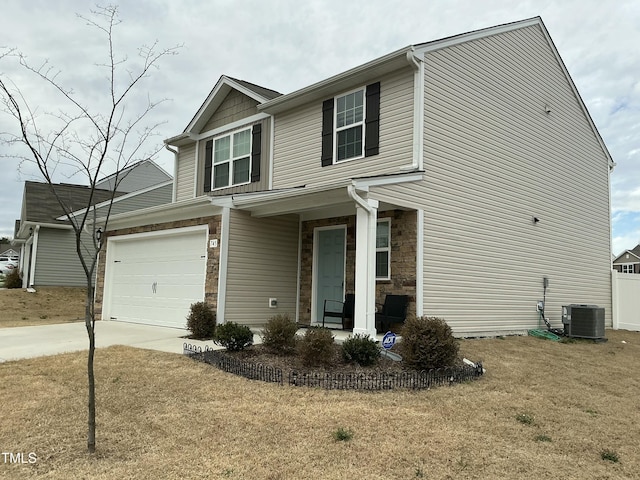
12,160 -> 172,287
0,246 -> 19,259
612,245 -> 640,274
95,17 -> 613,337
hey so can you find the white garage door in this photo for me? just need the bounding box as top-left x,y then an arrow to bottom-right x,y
104,228 -> 207,328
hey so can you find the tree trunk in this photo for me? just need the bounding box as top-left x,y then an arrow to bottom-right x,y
85,286 -> 96,453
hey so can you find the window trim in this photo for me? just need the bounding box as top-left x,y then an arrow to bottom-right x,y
621,263 -> 635,274
211,127 -> 253,190
376,218 -> 391,281
333,87 -> 366,163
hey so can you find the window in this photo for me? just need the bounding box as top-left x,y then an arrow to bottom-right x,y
621,264 -> 635,274
321,82 -> 380,166
203,124 -> 261,193
376,219 -> 390,280
212,128 -> 251,189
336,89 -> 364,161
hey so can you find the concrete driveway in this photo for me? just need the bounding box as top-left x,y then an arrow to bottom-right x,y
0,321 -> 208,363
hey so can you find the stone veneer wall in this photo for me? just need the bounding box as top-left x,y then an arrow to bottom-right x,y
299,209 -> 417,325
94,216 -> 222,320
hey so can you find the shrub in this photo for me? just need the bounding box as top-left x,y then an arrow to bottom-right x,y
213,322 -> 254,351
298,327 -> 336,367
398,316 -> 459,370
186,302 -> 216,339
4,268 -> 22,289
341,334 -> 381,366
261,314 -> 298,355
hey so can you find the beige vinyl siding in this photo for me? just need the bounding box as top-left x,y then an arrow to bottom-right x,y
372,25 -> 612,335
33,228 -> 94,287
273,67 -> 415,189
201,90 -> 260,133
224,210 -> 299,326
175,143 -> 196,201
201,118 -> 272,196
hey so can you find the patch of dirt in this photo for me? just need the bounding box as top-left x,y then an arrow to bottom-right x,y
0,287 -> 86,327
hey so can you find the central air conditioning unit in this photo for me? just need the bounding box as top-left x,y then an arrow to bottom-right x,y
561,304 -> 606,340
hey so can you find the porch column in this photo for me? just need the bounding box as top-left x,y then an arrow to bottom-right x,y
353,198 -> 378,337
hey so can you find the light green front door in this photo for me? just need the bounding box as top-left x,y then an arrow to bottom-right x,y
315,227 -> 346,324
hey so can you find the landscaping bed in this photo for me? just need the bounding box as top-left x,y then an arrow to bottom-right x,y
194,344 -> 483,390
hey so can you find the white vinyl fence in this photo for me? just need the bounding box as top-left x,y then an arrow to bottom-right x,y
612,270 -> 640,331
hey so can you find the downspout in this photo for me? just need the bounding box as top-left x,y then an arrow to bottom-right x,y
165,144 -> 179,203
295,215 -> 302,323
608,160 -> 616,327
216,206 -> 231,324
268,114 -> 275,190
347,184 -> 378,336
403,48 -> 424,171
28,225 -> 40,289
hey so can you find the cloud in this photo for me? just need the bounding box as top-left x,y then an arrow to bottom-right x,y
1,0 -> 639,248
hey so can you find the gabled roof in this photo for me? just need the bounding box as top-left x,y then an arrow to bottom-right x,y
0,246 -> 19,256
258,18 -> 548,114
21,182 -> 123,226
257,17 -> 613,169
96,159 -> 171,191
182,75 -> 282,135
613,245 -> 640,263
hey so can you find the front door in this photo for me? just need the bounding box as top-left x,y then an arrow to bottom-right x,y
314,227 -> 346,324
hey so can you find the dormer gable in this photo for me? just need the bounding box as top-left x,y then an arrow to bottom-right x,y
185,76 -> 281,135
167,76 -> 281,201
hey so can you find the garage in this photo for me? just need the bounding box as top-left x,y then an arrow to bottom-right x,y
102,226 -> 208,329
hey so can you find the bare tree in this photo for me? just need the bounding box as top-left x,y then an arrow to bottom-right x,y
0,5 -> 180,453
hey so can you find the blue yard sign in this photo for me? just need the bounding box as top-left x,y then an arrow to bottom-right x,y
382,331 -> 396,350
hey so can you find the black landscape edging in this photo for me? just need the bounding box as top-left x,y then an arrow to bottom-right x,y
191,349 -> 484,391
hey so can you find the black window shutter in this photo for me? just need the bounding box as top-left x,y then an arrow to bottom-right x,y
204,140 -> 213,192
321,98 -> 334,166
251,123 -> 262,182
364,81 -> 380,157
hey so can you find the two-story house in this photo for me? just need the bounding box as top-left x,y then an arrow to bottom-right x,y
13,159 -> 172,287
612,245 -> 640,274
95,17 -> 614,336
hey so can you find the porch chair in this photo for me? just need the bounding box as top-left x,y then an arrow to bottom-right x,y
375,294 -> 409,332
322,293 -> 355,330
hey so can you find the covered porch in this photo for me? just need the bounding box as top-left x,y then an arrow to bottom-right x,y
225,172 -> 422,337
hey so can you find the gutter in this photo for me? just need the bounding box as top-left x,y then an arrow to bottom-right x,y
259,46 -> 416,114
17,221 -> 72,239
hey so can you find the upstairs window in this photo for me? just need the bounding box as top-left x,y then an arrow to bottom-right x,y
204,124 -> 262,193
336,89 -> 364,161
621,264 -> 634,274
321,82 -> 380,166
213,129 -> 251,189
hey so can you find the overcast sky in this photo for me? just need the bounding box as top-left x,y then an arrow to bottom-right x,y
1,0 -> 638,255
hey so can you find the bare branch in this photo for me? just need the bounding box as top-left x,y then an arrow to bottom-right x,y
0,5 -> 181,454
